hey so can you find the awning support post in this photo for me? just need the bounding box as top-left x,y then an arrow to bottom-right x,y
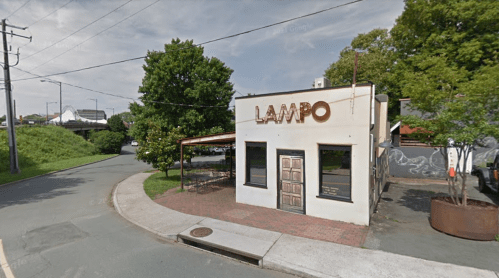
229,145 -> 233,180
180,143 -> 184,190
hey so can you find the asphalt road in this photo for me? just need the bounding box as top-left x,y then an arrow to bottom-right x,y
0,145 -> 292,278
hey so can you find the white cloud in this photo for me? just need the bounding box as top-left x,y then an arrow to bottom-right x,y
0,0 -> 405,118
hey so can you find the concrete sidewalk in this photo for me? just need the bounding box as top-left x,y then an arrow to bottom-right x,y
113,173 -> 499,278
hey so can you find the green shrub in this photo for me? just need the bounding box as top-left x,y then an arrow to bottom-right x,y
93,130 -> 124,154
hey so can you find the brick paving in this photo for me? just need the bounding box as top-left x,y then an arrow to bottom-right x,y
154,182 -> 369,247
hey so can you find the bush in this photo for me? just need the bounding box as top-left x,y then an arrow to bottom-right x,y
92,130 -> 124,154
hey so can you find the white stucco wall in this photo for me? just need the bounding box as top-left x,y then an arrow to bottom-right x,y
235,85 -> 374,226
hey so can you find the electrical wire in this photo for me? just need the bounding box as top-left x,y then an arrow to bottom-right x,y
11,0 -> 364,82
23,0 -> 133,60
28,0 -> 160,72
5,0 -> 33,19
28,0 -> 74,27
12,66 -> 232,108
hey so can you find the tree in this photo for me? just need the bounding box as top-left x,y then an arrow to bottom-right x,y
107,114 -> 127,140
324,29 -> 400,120
393,0 -> 499,206
130,38 -> 235,144
117,111 -> 134,123
135,122 -> 191,177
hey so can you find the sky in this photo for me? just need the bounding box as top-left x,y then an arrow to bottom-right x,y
0,0 -> 406,119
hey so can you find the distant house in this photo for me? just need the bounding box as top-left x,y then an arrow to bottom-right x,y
391,98 -> 433,147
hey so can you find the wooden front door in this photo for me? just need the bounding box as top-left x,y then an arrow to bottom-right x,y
279,155 -> 304,214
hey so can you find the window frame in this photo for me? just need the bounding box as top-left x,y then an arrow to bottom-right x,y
245,142 -> 267,188
317,144 -> 353,203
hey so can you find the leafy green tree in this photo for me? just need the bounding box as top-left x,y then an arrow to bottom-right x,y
324,29 -> 400,119
117,111 -> 134,123
107,114 -> 127,140
130,38 -> 235,143
394,0 -> 499,206
135,122 -> 192,177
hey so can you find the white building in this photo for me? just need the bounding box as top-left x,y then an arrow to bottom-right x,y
234,83 -> 389,225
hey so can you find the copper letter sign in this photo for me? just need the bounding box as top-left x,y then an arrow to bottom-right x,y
255,101 -> 331,124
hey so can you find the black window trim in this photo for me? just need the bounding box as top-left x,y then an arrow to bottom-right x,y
317,144 -> 353,203
244,141 -> 267,188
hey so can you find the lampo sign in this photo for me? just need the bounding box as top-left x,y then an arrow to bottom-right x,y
255,101 -> 331,123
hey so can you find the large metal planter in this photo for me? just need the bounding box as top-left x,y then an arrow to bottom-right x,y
430,196 -> 499,240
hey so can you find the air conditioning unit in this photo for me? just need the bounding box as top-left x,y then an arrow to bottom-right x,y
314,77 -> 331,88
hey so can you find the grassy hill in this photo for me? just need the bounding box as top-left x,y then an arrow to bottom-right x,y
0,125 -> 97,172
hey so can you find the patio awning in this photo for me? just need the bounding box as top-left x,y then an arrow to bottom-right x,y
177,131 -> 236,189
177,131 -> 235,146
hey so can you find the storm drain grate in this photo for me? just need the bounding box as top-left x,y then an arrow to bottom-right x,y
179,238 -> 260,266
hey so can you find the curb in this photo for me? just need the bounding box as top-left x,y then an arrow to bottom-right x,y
0,154 -> 119,188
111,172 -> 180,242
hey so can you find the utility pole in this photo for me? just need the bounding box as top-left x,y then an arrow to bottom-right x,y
2,19 -> 30,174
41,80 -> 62,124
106,107 -> 114,116
46,101 -> 57,124
352,51 -> 359,85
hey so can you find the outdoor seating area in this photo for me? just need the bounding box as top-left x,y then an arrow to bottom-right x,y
182,170 -> 235,194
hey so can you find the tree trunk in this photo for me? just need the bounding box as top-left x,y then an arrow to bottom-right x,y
165,169 -> 168,177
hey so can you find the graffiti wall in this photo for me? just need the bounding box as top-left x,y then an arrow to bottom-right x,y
389,137 -> 499,179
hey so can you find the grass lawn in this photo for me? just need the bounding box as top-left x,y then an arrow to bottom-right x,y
143,169 -> 183,199
0,154 -> 117,185
143,168 -> 209,199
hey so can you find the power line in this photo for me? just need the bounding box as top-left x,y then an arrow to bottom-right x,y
13,56 -> 146,81
5,0 -> 34,19
28,0 -> 74,27
12,0 -> 364,83
196,0 -> 364,47
23,0 -> 133,60
28,0 -> 160,72
12,66 -> 231,108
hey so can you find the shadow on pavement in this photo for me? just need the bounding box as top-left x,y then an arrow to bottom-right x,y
120,148 -> 136,155
473,186 -> 499,206
0,175 -> 86,209
396,189 -> 446,213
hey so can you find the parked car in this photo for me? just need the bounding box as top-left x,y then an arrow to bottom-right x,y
208,147 -> 227,155
1,119 -> 20,126
471,153 -> 499,194
131,140 -> 139,146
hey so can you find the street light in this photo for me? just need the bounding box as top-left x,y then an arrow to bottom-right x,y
88,98 -> 97,122
41,80 -> 62,124
106,108 -> 114,116
46,101 -> 57,124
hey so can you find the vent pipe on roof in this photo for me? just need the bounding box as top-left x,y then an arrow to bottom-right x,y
314,77 -> 331,88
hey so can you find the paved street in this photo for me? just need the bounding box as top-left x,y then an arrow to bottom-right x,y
0,146 -> 292,278
365,177 -> 499,273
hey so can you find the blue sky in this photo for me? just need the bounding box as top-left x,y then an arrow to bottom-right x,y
0,0 -> 405,118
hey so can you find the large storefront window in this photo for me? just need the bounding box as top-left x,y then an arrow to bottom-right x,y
246,142 -> 267,187
319,145 -> 351,201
